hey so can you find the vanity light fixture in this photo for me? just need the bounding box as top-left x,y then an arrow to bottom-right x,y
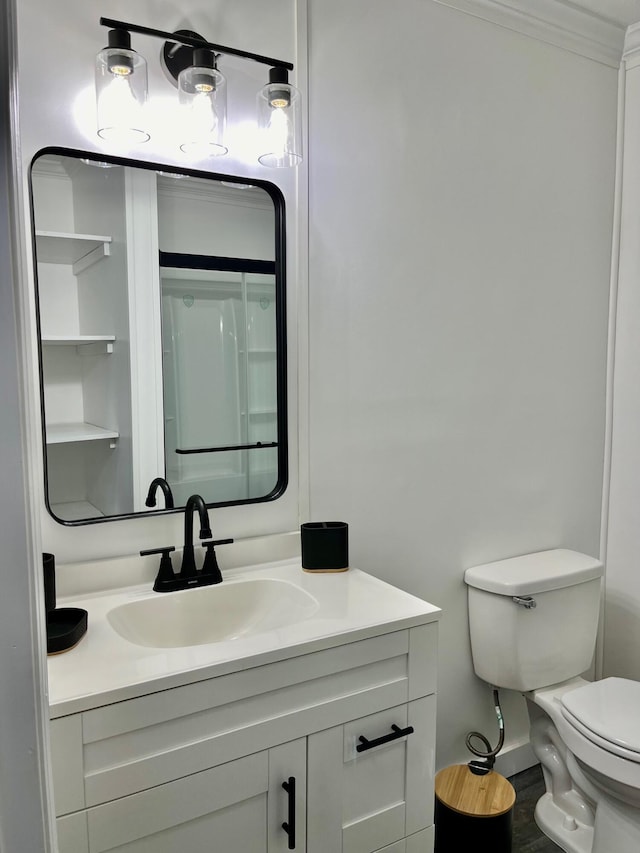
95,29 -> 150,145
178,48 -> 227,157
257,67 -> 302,168
95,17 -> 301,166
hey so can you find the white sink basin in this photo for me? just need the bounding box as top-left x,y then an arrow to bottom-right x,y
107,578 -> 319,648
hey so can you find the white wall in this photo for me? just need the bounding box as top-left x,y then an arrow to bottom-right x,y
307,0 -> 618,770
604,30 -> 640,681
0,0 -> 55,848
157,180 -> 275,258
16,0 -> 304,562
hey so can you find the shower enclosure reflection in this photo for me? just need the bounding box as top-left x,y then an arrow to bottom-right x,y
31,149 -> 286,524
161,267 -> 278,506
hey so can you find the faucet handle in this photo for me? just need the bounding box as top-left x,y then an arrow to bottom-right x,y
140,546 -> 176,592
140,545 -> 175,559
198,539 -> 233,586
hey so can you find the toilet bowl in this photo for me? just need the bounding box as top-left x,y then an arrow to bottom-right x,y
464,549 -> 640,853
529,677 -> 640,852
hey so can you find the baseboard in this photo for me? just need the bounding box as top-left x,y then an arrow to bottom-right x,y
441,736 -> 537,779
494,737 -> 537,778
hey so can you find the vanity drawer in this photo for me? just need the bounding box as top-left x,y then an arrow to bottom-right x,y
51,623 -> 437,814
307,696 -> 436,853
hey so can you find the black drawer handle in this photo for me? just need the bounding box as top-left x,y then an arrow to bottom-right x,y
356,723 -> 414,753
282,776 -> 296,849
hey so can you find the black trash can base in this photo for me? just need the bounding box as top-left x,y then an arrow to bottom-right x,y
434,764 -> 515,852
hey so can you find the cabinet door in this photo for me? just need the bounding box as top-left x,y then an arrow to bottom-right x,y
307,697 -> 436,853
78,741 -> 305,853
372,841 -> 406,853
269,738 -> 307,852
371,827 -> 435,853
57,813 -> 89,853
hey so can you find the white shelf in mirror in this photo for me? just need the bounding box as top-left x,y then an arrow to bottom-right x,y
35,230 -> 112,275
50,501 -> 105,520
42,335 -> 115,355
46,423 -> 119,446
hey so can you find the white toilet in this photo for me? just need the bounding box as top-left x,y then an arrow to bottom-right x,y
465,549 -> 640,853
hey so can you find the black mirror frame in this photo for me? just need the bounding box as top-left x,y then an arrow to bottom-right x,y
29,146 -> 288,526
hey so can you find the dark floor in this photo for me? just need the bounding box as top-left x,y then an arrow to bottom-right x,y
510,765 -> 563,852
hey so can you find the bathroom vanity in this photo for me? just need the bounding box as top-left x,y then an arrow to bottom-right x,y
47,558 -> 440,853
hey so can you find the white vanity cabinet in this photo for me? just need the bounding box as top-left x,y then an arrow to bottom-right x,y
50,622 -> 438,853
307,699 -> 435,853
57,741 -> 306,853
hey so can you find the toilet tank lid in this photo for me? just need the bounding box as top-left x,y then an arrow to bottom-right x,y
464,549 -> 603,596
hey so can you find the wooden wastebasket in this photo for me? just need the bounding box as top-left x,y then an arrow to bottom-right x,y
434,764 -> 516,852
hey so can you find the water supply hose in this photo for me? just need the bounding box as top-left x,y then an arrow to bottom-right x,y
465,688 -> 505,773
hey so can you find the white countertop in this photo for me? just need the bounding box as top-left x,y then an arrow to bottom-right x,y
48,558 -> 441,718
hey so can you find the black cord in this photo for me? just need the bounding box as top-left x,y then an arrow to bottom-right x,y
465,688 -> 505,772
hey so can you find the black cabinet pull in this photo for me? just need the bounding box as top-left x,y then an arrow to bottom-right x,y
282,776 -> 296,849
356,723 -> 415,753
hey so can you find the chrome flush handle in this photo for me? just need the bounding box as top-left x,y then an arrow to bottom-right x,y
513,596 -> 537,609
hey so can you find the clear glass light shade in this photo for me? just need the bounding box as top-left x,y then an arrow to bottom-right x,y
95,47 -> 150,145
178,66 -> 228,157
257,81 -> 302,168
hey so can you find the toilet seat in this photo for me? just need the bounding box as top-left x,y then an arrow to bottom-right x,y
562,707 -> 640,763
532,680 -> 640,792
561,678 -> 640,761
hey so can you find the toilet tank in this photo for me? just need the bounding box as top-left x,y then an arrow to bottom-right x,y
464,549 -> 603,692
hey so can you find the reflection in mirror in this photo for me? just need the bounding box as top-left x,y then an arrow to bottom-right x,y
30,149 -> 287,524
160,264 -> 277,506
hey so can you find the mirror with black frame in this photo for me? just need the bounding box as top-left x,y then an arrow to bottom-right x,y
30,148 -> 287,524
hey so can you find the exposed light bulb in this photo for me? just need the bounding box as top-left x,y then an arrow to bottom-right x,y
265,106 -> 290,161
257,67 -> 302,168
179,92 -> 221,157
95,30 -> 149,145
191,91 -> 217,134
97,74 -> 147,146
110,62 -> 132,78
178,50 -> 227,158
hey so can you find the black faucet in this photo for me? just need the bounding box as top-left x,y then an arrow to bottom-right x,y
145,477 -> 175,509
179,494 -> 212,580
140,494 -> 233,591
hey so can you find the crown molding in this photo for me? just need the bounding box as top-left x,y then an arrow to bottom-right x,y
31,157 -> 273,212
157,178 -> 273,211
623,21 -> 640,63
432,0 -> 625,68
31,155 -> 71,180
